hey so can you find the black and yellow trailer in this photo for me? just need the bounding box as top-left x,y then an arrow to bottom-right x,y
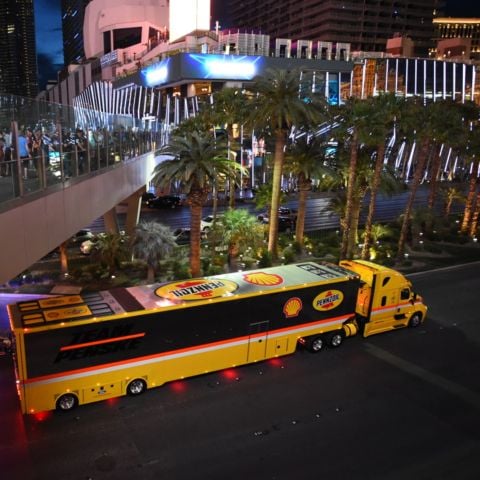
8,261 -> 362,413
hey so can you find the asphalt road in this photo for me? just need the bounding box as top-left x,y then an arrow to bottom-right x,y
1,262 -> 480,479
90,185 -> 460,234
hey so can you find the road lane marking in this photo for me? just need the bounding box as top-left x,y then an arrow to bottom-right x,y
364,343 -> 480,410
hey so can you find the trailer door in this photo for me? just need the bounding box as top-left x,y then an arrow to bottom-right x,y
247,320 -> 269,362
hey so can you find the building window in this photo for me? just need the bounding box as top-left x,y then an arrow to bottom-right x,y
113,27 -> 142,50
103,31 -> 111,54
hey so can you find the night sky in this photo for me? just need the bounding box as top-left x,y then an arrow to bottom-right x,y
34,0 -> 480,89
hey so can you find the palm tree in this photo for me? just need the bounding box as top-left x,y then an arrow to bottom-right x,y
426,100 -> 466,211
248,68 -> 326,257
360,93 -> 401,259
284,135 -> 330,246
459,125 -> 480,234
152,131 -> 245,277
468,191 -> 480,238
209,88 -> 250,208
440,184 -> 465,216
332,97 -> 377,260
132,221 -> 176,283
254,183 -> 287,212
95,233 -> 129,276
396,98 -> 451,260
215,209 -> 264,270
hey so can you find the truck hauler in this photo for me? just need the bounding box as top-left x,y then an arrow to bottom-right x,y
7,261 -> 427,413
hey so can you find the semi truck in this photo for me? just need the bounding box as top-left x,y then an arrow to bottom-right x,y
7,260 -> 427,413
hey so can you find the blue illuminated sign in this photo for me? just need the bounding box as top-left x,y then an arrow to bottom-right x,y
187,54 -> 262,80
142,58 -> 170,87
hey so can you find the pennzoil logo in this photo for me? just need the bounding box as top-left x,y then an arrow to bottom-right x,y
242,272 -> 283,286
283,297 -> 303,318
155,279 -> 238,301
313,290 -> 344,311
44,306 -> 90,321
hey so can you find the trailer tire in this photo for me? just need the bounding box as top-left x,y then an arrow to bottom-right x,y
127,378 -> 147,396
56,393 -> 78,412
409,312 -> 422,328
308,335 -> 325,353
327,331 -> 344,348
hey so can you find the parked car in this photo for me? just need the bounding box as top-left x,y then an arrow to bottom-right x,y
141,192 -> 156,205
147,195 -> 182,209
257,214 -> 295,233
278,206 -> 298,219
69,229 -> 94,246
173,228 -> 207,245
79,231 -> 127,255
200,214 -> 223,232
80,239 -> 96,255
257,207 -> 298,223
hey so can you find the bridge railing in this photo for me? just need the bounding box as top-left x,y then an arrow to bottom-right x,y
0,94 -> 168,209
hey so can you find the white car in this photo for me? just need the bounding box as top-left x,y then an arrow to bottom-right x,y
200,215 -> 223,231
80,239 -> 96,255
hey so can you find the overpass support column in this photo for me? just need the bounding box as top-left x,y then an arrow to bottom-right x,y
103,208 -> 119,234
124,187 -> 145,237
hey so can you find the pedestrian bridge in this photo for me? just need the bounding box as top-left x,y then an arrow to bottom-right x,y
0,121 -> 166,285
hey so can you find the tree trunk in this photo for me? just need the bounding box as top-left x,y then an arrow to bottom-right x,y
445,196 -> 453,217
188,187 -> 208,277
340,130 -> 359,260
295,174 -> 310,246
427,145 -> 442,210
147,265 -> 155,284
468,191 -> 480,238
227,242 -> 239,272
267,129 -> 286,258
397,138 -> 429,260
228,125 -> 236,209
361,142 -> 385,259
347,193 -> 363,259
59,241 -> 68,275
460,160 -> 478,234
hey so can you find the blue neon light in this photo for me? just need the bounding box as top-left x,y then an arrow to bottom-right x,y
143,58 -> 170,87
188,54 -> 261,80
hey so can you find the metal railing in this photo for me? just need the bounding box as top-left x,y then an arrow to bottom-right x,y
0,122 -> 164,207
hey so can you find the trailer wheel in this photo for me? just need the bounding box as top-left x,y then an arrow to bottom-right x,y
308,336 -> 325,353
327,331 -> 344,348
409,312 -> 422,328
127,378 -> 147,396
56,393 -> 78,412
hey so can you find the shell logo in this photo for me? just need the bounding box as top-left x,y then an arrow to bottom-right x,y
155,279 -> 238,301
242,272 -> 283,286
313,290 -> 344,311
283,297 -> 303,318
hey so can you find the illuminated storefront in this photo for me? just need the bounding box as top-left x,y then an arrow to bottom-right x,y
135,52 -> 352,105
351,57 -> 477,103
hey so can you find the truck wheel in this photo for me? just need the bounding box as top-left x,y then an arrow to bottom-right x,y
127,378 -> 147,395
308,336 -> 325,353
409,313 -> 422,328
327,331 -> 344,348
56,393 -> 78,411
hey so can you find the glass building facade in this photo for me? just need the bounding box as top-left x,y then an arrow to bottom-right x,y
0,0 -> 38,97
227,0 -> 446,57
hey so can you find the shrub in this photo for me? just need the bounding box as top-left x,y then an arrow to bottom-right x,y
172,260 -> 191,280
258,249 -> 273,268
281,246 -> 296,264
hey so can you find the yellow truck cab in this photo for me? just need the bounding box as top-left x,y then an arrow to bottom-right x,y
339,260 -> 427,337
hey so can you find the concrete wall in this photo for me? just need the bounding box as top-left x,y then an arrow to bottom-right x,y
0,152 -> 161,285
